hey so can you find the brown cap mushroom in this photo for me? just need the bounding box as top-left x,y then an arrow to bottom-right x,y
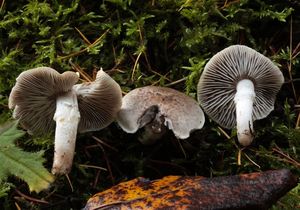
9,67 -> 122,174
117,86 -> 205,144
197,45 -> 284,146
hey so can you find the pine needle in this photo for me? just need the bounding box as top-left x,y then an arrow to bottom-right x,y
65,174 -> 74,192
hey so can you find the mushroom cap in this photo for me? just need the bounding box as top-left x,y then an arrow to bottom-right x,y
197,45 -> 284,129
117,86 -> 205,139
74,69 -> 122,132
9,67 -> 122,135
9,67 -> 79,134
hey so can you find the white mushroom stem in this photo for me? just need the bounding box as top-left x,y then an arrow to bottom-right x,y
52,90 -> 80,175
234,79 -> 255,146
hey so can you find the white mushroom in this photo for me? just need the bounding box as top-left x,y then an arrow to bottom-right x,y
197,45 -> 284,146
117,86 -> 205,145
9,67 -> 122,175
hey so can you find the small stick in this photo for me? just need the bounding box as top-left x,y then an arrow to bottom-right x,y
217,126 -> 243,165
93,170 -> 101,188
14,189 -> 49,204
131,51 -> 143,81
65,174 -> 74,192
244,152 -> 261,168
92,136 -> 118,152
165,77 -> 187,87
272,146 -> 300,168
75,27 -> 92,45
217,126 -> 231,139
70,61 -> 93,82
59,29 -> 110,60
14,202 -> 21,210
79,164 -> 107,171
296,111 -> 300,129
237,149 -> 242,166
176,138 -> 187,159
98,143 -> 115,184
0,0 -> 5,12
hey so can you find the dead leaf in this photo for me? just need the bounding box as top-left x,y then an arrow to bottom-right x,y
84,169 -> 297,210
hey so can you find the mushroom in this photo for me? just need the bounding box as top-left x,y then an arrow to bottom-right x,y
9,67 -> 122,174
117,86 -> 205,145
197,45 -> 284,146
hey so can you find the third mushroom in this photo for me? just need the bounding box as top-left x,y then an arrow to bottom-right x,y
117,86 -> 205,145
197,45 -> 284,146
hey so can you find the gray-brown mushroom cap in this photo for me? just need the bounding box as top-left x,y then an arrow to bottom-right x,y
9,68 -> 122,135
74,70 -> 122,132
197,45 -> 284,129
117,86 -> 205,139
9,67 -> 79,134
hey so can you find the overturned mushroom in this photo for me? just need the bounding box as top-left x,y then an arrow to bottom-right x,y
9,67 -> 122,175
197,45 -> 284,146
117,86 -> 205,145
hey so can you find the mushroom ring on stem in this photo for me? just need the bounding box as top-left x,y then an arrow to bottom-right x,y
9,67 -> 122,175
197,45 -> 284,146
117,86 -> 205,145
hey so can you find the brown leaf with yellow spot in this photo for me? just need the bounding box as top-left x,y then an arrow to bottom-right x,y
84,169 -> 297,210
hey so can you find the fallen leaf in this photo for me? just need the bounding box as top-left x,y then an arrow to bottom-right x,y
84,169 -> 298,210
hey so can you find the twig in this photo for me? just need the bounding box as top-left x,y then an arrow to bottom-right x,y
296,111 -> 300,129
58,29 -> 110,60
92,136 -> 119,152
176,138 -> 187,159
151,71 -> 171,86
149,69 -> 172,82
93,170 -> 101,188
69,61 -> 93,82
291,41 -> 300,60
79,164 -> 107,171
65,174 -> 74,192
84,144 -> 100,158
272,146 -> 300,168
0,0 -> 5,12
296,98 -> 300,129
244,152 -> 261,168
131,21 -> 145,81
237,149 -> 242,166
106,68 -> 126,74
222,0 -> 228,8
97,142 -> 115,184
131,50 -> 143,81
285,78 -> 300,83
165,77 -> 187,87
217,126 -> 231,139
217,127 -> 243,166
14,189 -> 49,204
14,202 -> 21,210
75,27 -> 92,45
220,0 -> 240,9
288,17 -> 297,102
